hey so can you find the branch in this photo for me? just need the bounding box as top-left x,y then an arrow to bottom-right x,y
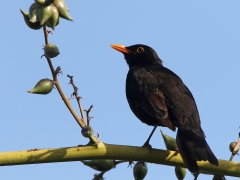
67,74 -> 87,125
0,144 -> 239,178
42,26 -> 86,128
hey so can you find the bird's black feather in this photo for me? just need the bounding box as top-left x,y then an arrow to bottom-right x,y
112,44 -> 218,174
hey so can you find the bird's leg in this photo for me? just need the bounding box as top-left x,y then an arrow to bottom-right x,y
193,173 -> 199,180
142,126 -> 158,148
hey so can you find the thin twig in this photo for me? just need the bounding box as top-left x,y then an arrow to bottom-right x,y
67,74 -> 87,125
85,105 -> 93,126
54,66 -> 63,76
42,26 -> 85,128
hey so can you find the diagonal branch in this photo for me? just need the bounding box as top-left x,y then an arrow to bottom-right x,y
67,74 -> 87,125
42,26 -> 85,128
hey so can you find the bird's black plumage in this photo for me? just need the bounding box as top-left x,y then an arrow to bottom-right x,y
111,44 -> 218,174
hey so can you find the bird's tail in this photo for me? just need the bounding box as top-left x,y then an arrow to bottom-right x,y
176,127 -> 219,174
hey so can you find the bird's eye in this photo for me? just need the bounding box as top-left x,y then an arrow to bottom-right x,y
137,47 -> 144,53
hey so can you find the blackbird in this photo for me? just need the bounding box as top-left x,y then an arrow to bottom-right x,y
111,44 -> 218,174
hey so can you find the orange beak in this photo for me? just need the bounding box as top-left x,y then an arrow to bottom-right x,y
111,44 -> 131,54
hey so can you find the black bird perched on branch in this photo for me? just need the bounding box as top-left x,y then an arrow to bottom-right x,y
111,44 -> 218,174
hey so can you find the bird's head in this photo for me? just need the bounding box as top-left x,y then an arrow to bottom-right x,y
111,44 -> 162,68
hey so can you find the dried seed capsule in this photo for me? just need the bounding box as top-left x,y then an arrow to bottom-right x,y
160,129 -> 177,151
20,9 -> 42,30
229,142 -> 239,153
175,167 -> 186,180
44,43 -> 60,58
53,0 -> 73,21
133,162 -> 148,180
28,78 -> 54,95
81,126 -> 94,138
81,160 -> 114,172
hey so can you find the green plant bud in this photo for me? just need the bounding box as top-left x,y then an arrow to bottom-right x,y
35,0 -> 54,5
28,78 -> 54,95
133,162 -> 148,180
160,129 -> 177,151
81,126 -> 94,138
64,1 -> 69,11
81,160 -> 114,172
53,0 -> 73,21
45,5 -> 59,30
229,142 -> 239,153
212,175 -> 226,180
44,43 -> 60,58
58,0 -> 69,11
29,2 -> 41,23
39,5 -> 53,25
20,9 -> 42,30
46,16 -> 60,30
175,167 -> 186,180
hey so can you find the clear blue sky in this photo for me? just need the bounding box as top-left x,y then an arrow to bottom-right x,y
1,1 -> 240,179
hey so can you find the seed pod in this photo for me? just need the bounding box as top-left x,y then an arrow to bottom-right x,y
229,142 -> 239,153
39,5 -> 53,25
35,0 -> 54,5
28,78 -> 54,95
63,0 -> 69,11
160,129 -> 177,151
46,16 -> 60,30
81,160 -> 114,172
53,0 -> 73,21
46,18 -> 60,29
44,43 -> 60,58
45,5 -> 59,30
29,2 -> 41,23
20,9 -> 42,30
175,167 -> 186,180
133,162 -> 148,180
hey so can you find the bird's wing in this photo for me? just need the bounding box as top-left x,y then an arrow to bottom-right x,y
127,67 -> 176,131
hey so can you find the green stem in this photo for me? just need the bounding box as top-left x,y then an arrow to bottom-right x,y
42,26 -> 86,128
0,144 -> 239,177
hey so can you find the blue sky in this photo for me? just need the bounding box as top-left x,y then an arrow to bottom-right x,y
1,1 -> 240,179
